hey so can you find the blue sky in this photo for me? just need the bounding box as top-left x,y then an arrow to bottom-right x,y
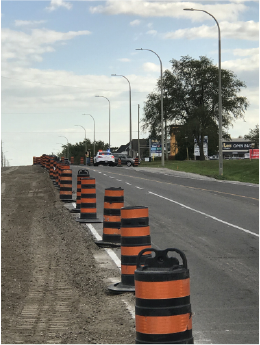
1,0 -> 259,166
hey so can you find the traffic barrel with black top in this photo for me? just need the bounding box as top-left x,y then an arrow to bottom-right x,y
76,177 -> 101,223
95,187 -> 124,247
117,157 -> 122,167
134,248 -> 193,344
59,168 -> 73,201
134,157 -> 139,167
71,169 -> 90,213
80,157 -> 84,165
108,206 -> 151,293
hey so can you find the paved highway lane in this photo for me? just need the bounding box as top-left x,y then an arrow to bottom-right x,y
71,165 -> 259,344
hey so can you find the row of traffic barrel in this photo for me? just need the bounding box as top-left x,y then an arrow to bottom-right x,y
35,154 -> 193,344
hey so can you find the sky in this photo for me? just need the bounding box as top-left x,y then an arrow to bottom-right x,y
1,0 -> 259,166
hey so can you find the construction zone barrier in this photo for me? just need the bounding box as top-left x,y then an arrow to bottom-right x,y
76,177 -> 101,223
70,156 -> 74,165
134,157 -> 139,167
90,157 -> 93,166
80,157 -> 84,165
71,169 -> 90,214
96,187 -> 124,247
135,248 -> 193,344
108,206 -> 151,293
59,168 -> 73,201
117,158 -> 122,167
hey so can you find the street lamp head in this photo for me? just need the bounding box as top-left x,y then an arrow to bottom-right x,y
183,8 -> 194,11
111,74 -> 117,76
95,95 -> 100,97
135,48 -> 143,50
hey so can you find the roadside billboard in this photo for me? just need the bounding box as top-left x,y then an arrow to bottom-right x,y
249,149 -> 259,159
194,136 -> 208,157
149,139 -> 162,157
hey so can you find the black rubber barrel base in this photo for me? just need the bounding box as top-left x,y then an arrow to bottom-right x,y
108,282 -> 135,293
95,240 -> 121,248
60,199 -> 75,203
70,208 -> 80,213
76,217 -> 102,223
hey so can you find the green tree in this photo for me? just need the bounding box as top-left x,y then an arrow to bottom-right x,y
244,125 -> 259,149
142,55 -> 249,160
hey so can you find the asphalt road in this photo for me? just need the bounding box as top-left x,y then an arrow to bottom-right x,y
71,164 -> 259,344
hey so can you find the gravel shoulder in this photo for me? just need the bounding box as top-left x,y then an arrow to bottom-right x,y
1,165 -> 135,344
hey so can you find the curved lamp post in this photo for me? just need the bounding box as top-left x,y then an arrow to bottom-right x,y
184,8 -> 223,175
111,74 -> 132,157
95,95 -> 110,149
75,124 -> 87,158
136,48 -> 165,166
58,135 -> 69,158
83,114 -> 95,156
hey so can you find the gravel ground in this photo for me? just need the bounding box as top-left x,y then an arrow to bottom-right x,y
1,165 -> 136,344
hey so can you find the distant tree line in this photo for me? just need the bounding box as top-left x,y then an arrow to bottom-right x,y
142,55 -> 249,160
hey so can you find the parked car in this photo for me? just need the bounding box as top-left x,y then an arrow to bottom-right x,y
94,151 -> 115,166
112,153 -> 135,167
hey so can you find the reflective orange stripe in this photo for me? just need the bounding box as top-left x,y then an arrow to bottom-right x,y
60,191 -> 72,195
121,226 -> 150,237
81,198 -> 96,203
81,189 -> 96,194
81,208 -> 97,213
135,314 -> 192,334
104,202 -> 124,209
135,278 -> 190,299
103,215 -> 121,222
121,208 -> 148,219
121,245 -> 151,256
103,228 -> 121,235
105,190 -> 124,197
121,265 -> 136,275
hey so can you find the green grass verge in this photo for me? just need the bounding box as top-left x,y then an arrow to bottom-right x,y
139,159 -> 259,184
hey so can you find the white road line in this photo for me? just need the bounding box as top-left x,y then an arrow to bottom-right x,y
135,186 -> 143,189
109,176 -> 115,178
126,182 -> 132,185
149,191 -> 259,238
86,224 -> 121,269
117,179 -> 122,181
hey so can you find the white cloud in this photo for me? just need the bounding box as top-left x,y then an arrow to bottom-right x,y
130,19 -> 141,26
146,30 -> 157,36
1,28 -> 91,66
15,20 -> 47,27
118,58 -> 131,62
233,47 -> 259,57
143,62 -> 160,73
46,0 -> 72,12
163,21 -> 259,41
90,1 -> 247,22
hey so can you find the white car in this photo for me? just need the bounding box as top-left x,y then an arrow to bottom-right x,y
94,151 -> 115,166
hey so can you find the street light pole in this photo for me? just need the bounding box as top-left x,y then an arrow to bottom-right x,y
95,95 -> 110,149
136,48 -> 165,166
75,125 -> 87,162
111,74 -> 132,157
83,114 -> 95,156
183,8 -> 223,175
59,135 -> 69,159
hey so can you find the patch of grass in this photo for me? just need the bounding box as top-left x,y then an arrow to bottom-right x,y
140,159 -> 259,184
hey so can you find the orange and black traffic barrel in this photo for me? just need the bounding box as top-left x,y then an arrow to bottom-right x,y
59,168 -> 73,201
70,156 -> 74,165
90,157 -> 93,166
76,177 -> 101,223
71,169 -> 90,213
49,158 -> 55,179
135,248 -> 193,344
80,157 -> 84,165
108,206 -> 151,293
117,158 -> 122,167
134,157 -> 139,167
96,187 -> 124,247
